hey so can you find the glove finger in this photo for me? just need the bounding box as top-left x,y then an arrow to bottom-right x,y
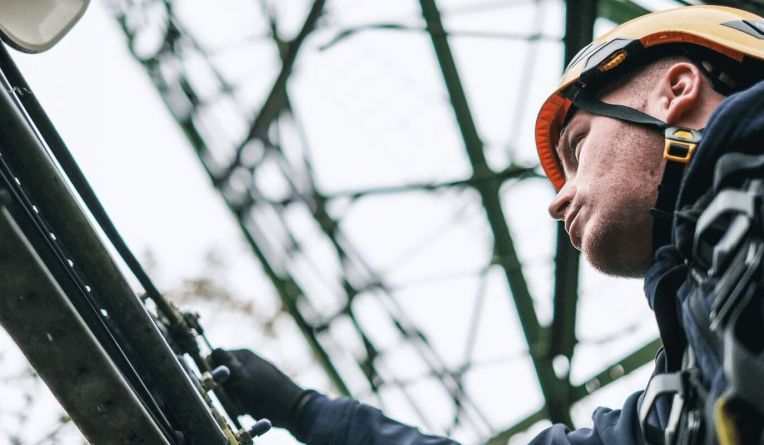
210,350 -> 250,409
211,349 -> 250,379
210,348 -> 235,367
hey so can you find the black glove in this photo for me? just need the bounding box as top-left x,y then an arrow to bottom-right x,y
210,348 -> 312,430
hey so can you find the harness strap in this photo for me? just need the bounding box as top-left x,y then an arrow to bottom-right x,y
652,161 -> 685,251
570,89 -> 703,252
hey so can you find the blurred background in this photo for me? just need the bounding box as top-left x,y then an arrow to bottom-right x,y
2,0 -> 761,443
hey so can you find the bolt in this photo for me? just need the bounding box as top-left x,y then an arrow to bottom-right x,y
249,419 -> 272,437
201,365 -> 230,392
200,372 -> 216,392
210,365 -> 230,383
235,419 -> 272,445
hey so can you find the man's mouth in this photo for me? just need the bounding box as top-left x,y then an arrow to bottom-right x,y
564,206 -> 578,234
564,207 -> 582,250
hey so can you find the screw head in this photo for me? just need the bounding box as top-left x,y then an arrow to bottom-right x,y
249,419 -> 271,437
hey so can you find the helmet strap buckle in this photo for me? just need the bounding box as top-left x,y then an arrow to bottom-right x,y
664,127 -> 702,164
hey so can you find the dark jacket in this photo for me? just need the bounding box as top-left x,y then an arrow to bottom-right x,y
292,80 -> 764,445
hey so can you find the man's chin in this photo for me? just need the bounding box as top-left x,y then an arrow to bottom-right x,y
587,256 -> 648,278
582,236 -> 652,278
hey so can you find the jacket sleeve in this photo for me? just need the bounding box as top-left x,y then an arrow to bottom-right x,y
528,391 -> 646,445
292,392 -> 462,445
293,388 -> 652,445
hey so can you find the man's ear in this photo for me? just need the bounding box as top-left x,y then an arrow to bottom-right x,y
656,62 -> 702,125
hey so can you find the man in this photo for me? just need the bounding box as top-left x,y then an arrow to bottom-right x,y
213,5 -> 764,444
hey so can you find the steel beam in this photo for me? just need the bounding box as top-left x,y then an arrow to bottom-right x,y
418,0 -> 572,426
484,337 -> 660,445
218,0 -> 326,183
598,0 -> 649,24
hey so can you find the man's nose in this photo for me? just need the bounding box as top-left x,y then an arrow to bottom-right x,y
548,182 -> 575,220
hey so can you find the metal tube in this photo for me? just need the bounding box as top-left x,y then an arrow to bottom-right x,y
0,62 -> 228,444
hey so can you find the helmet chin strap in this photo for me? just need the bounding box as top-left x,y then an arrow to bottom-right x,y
570,89 -> 703,253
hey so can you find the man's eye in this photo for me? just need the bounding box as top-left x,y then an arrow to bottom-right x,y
571,135 -> 585,161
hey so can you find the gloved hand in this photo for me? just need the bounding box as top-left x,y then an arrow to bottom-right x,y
210,348 -> 313,430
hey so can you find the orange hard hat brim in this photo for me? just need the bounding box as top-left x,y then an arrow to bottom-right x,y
534,5 -> 764,191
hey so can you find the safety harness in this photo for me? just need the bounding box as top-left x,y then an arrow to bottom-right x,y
642,156 -> 764,445
566,85 -> 764,445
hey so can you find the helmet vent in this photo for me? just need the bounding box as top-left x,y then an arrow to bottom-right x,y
722,20 -> 764,39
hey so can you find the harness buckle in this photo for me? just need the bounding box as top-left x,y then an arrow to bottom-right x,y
640,371 -> 685,444
664,127 -> 702,164
639,367 -> 706,445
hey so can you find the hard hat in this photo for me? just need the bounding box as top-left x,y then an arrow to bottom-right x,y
535,5 -> 764,191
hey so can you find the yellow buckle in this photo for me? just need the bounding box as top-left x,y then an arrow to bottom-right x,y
663,127 -> 702,164
663,140 -> 697,164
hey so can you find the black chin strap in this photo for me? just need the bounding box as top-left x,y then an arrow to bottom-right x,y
571,89 -> 703,253
572,90 -> 669,131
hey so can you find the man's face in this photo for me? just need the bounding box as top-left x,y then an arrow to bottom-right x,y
547,92 -> 665,277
